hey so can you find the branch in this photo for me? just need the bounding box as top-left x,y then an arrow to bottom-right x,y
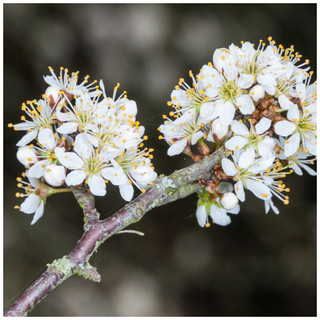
4,148 -> 229,317
70,186 -> 100,230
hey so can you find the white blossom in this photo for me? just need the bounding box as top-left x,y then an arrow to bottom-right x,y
159,109 -> 205,156
9,99 -> 56,147
225,118 -> 274,167
274,104 -> 317,157
55,133 -> 109,196
15,175 -> 46,225
43,66 -> 100,97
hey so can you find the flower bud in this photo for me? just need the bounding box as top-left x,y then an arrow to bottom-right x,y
220,192 -> 238,211
211,118 -> 228,141
43,164 -> 66,187
45,86 -> 60,107
249,84 -> 265,102
16,146 -> 38,167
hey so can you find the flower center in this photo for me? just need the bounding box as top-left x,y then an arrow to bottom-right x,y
186,88 -> 207,113
218,80 -> 239,102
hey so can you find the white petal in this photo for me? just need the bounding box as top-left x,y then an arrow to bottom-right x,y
246,179 -> 271,200
20,194 -> 40,214
239,147 -> 255,169
211,118 -> 228,140
31,201 -> 44,225
28,160 -> 47,178
230,120 -> 249,136
221,158 -> 238,176
57,122 -> 78,134
174,109 -> 196,125
58,152 -> 83,169
219,102 -> 235,126
101,167 -> 127,185
167,139 -> 187,156
56,111 -> 74,122
196,205 -> 207,228
290,162 -> 303,175
199,102 -> 220,121
191,131 -> 204,145
123,100 -> 138,117
54,147 -> 65,160
238,73 -> 254,89
38,128 -> 55,150
274,120 -> 296,136
228,204 -> 240,215
287,104 -> 300,122
130,165 -> 157,187
119,183 -> 134,202
269,200 -> 279,215
26,175 -> 40,189
74,133 -> 94,159
210,205 -> 231,226
14,121 -> 34,131
299,162 -> 317,176
255,117 -> 271,135
305,134 -> 317,156
65,170 -> 86,186
278,94 -> 293,110
88,175 -> 106,196
257,74 -> 276,88
234,181 -> 245,202
264,199 -> 270,213
258,136 -> 275,157
284,132 -> 300,157
99,148 -> 123,162
16,130 -> 38,147
264,199 -> 279,215
236,95 -> 255,115
225,136 -> 247,151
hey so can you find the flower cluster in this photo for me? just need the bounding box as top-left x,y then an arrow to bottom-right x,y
159,37 -> 317,228
10,67 -> 157,224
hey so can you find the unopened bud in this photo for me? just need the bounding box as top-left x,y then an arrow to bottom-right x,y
45,86 -> 60,107
16,146 -> 38,167
220,192 -> 238,211
43,164 -> 66,187
249,84 -> 265,102
211,118 -> 228,141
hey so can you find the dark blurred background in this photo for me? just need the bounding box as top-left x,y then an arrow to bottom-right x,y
4,3 -> 316,316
